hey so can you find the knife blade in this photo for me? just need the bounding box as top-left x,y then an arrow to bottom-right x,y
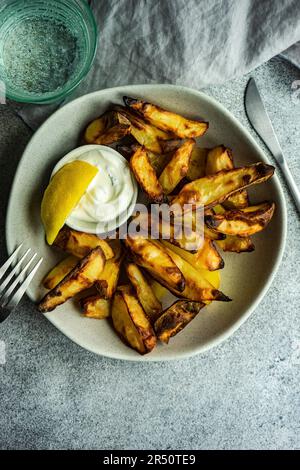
245,77 -> 300,214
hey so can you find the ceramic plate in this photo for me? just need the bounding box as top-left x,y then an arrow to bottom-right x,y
6,84 -> 287,361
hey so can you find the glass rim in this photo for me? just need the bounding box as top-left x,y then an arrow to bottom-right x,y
1,0 -> 98,104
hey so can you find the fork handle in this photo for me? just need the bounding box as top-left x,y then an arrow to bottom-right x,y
279,159 -> 300,214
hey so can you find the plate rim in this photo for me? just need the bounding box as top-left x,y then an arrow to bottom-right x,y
5,83 -> 287,362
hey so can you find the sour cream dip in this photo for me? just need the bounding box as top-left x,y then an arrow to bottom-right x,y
52,145 -> 138,234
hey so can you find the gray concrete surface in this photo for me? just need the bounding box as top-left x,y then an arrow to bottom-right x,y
0,57 -> 299,450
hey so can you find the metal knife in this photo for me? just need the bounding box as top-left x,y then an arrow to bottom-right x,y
245,77 -> 300,214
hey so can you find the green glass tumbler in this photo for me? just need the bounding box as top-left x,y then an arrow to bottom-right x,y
0,0 -> 97,104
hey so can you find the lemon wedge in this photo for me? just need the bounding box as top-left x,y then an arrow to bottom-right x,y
41,161 -> 98,245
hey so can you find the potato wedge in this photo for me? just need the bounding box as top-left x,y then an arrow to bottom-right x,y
153,241 -> 230,301
118,143 -> 172,176
205,145 -> 234,174
206,150 -> 254,251
176,208 -> 225,241
213,205 -> 255,252
186,147 -> 208,181
204,224 -> 226,241
54,226 -> 114,260
206,145 -> 249,209
150,265 -> 221,297
123,96 -> 208,139
162,240 -> 224,278
171,162 -> 275,211
93,124 -> 130,146
125,263 -> 162,323
154,300 -> 205,343
149,279 -> 169,301
112,292 -> 146,354
194,238 -> 224,271
80,295 -> 111,319
108,239 -> 123,261
217,235 -> 255,253
205,201 -> 275,237
95,256 -> 123,299
112,286 -> 157,354
146,150 -> 172,176
138,211 -> 202,252
160,139 -> 183,154
38,247 -> 106,312
160,219 -> 202,252
130,147 -> 165,202
115,105 -> 171,154
124,236 -> 185,292
83,111 -> 131,145
84,117 -> 106,144
159,139 -> 195,194
43,255 -> 79,290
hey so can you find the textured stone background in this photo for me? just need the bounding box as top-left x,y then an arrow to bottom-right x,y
0,57 -> 299,450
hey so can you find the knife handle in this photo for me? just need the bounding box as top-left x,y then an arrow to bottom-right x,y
279,159 -> 300,214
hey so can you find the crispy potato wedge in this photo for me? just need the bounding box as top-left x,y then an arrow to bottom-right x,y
93,124 -> 130,146
130,147 -> 165,202
205,201 -> 275,237
176,208 -> 225,241
160,219 -> 202,252
124,96 -> 208,139
112,286 -> 157,354
206,145 -> 234,173
38,247 -> 106,312
160,139 -> 183,154
153,241 -> 229,301
95,256 -> 123,299
154,300 -> 205,343
118,143 -> 172,176
115,105 -> 171,154
171,162 -> 275,211
54,226 -> 114,260
125,263 -> 162,323
204,224 -> 226,241
206,145 -> 249,209
161,240 -> 223,286
43,255 -> 79,290
138,211 -> 202,252
149,279 -> 169,301
186,147 -> 208,181
194,238 -> 224,271
212,205 -> 255,252
107,239 -> 123,261
146,150 -> 172,176
124,236 -> 185,292
151,244 -> 221,292
206,152 -> 253,251
112,292 -> 146,354
84,117 -> 106,144
80,295 -> 111,319
159,139 -> 195,194
83,110 -> 131,145
217,235 -> 255,253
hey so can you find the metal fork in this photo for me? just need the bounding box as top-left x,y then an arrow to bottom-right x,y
0,245 -> 43,323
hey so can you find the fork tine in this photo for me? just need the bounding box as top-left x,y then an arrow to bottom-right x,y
0,244 -> 23,281
0,253 -> 37,307
6,258 -> 43,309
0,248 -> 31,295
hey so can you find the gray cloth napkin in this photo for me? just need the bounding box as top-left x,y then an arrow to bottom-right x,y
16,0 -> 300,130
